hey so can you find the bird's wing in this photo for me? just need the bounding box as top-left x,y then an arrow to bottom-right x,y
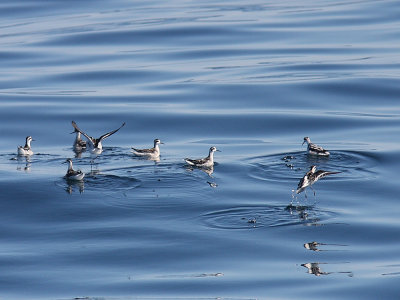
314,170 -> 340,181
132,147 -> 154,154
309,143 -> 327,153
77,140 -> 86,147
72,121 -> 96,147
66,169 -> 76,176
185,157 -> 206,165
99,122 -> 126,141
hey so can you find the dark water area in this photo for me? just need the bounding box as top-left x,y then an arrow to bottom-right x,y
1,1 -> 400,299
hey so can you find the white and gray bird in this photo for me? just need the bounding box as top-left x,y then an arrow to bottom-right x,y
184,146 -> 220,168
17,136 -> 34,156
132,139 -> 164,159
71,120 -> 125,155
296,165 -> 340,195
303,137 -> 330,156
71,126 -> 87,151
64,158 -> 85,181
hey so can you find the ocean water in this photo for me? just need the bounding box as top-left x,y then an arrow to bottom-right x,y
0,0 -> 400,299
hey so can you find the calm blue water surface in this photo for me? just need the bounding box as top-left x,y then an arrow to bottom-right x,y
1,1 -> 400,299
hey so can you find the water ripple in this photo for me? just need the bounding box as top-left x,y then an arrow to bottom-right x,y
246,150 -> 379,183
201,204 -> 336,230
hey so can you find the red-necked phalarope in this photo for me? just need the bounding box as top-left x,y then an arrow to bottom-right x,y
184,146 -> 220,168
296,165 -> 340,195
70,126 -> 87,151
132,139 -> 164,159
71,120 -> 125,154
303,137 -> 330,156
64,158 -> 85,181
17,136 -> 34,156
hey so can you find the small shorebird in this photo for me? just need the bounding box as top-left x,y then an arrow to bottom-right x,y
132,139 -> 163,159
17,136 -> 34,156
303,137 -> 330,156
64,158 -> 85,181
184,146 -> 220,168
296,165 -> 340,196
71,126 -> 86,151
71,121 -> 125,155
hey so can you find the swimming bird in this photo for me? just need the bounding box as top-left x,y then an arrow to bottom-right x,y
17,136 -> 34,156
296,165 -> 340,196
71,120 -> 125,155
132,139 -> 163,159
71,126 -> 86,151
64,158 -> 85,181
303,137 -> 330,156
184,146 -> 220,168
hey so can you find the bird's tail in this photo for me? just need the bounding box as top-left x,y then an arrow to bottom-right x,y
323,171 -> 341,176
184,158 -> 195,165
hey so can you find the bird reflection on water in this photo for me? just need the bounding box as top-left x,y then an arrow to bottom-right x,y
15,155 -> 31,172
304,241 -> 349,252
66,180 -> 85,194
185,165 -> 214,176
301,263 -> 331,276
186,165 -> 216,188
285,204 -> 321,225
301,262 -> 353,277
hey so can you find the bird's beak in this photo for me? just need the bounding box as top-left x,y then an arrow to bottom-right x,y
160,142 -> 165,144
70,131 -> 75,134
302,140 -> 305,145
216,149 -> 221,152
